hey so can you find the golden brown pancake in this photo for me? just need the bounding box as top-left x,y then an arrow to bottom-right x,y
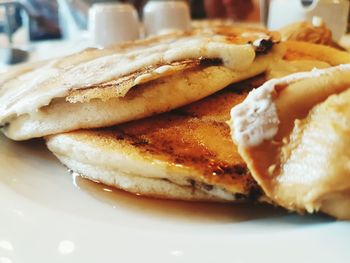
0,26 -> 280,141
46,76 -> 265,201
47,41 -> 350,203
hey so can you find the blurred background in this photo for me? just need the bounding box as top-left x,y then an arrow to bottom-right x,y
0,0 -> 261,42
0,0 -> 349,66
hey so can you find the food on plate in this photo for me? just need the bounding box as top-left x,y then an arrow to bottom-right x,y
230,64 -> 350,219
46,78 -> 262,202
46,41 -> 350,204
2,20 -> 350,219
279,20 -> 345,50
0,26 -> 280,141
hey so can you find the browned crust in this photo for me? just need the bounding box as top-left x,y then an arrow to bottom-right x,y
66,60 -> 201,103
45,41 -> 350,202
64,25 -> 280,104
63,75 -> 266,199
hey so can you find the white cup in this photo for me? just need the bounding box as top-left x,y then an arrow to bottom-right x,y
88,3 -> 140,47
143,1 -> 191,37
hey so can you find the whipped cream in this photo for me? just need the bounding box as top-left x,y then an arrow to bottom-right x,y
230,64 -> 350,147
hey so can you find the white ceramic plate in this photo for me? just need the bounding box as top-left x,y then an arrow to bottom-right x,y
0,134 -> 350,263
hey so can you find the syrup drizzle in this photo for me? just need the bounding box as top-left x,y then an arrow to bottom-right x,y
73,174 -> 285,223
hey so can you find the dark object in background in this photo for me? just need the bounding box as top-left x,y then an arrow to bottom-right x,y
25,0 -> 61,40
301,0 -> 313,7
0,1 -> 31,65
190,0 -> 206,19
0,47 -> 28,64
0,0 -> 61,41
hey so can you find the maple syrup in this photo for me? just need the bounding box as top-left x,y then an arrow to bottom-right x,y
74,175 -> 285,223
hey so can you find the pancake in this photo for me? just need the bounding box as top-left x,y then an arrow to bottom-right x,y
46,41 -> 350,202
230,64 -> 350,219
46,77 -> 263,201
0,26 -> 280,141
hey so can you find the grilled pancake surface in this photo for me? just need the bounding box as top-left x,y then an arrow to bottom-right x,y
87,80 -> 258,194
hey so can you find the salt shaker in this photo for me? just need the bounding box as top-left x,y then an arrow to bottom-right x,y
88,2 -> 140,47
143,0 -> 191,37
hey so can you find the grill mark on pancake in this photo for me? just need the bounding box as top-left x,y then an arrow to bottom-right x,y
100,120 -> 251,182
66,58 -> 229,104
76,60 -> 200,90
72,58 -> 223,95
66,60 -> 202,102
170,108 -> 197,117
130,138 -> 149,147
199,58 -> 223,66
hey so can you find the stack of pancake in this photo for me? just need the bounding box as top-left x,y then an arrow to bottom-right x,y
1,24 -> 350,219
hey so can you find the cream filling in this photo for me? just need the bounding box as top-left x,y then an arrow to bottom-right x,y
0,34 -> 256,125
230,64 -> 350,147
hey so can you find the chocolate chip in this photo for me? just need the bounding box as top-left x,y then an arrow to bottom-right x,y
131,139 -> 149,146
248,187 -> 264,201
234,193 -> 247,200
252,38 -> 274,54
201,183 -> 214,191
0,122 -> 9,129
199,58 -> 223,66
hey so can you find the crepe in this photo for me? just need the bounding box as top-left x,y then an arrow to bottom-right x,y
230,64 -> 350,219
46,41 -> 350,202
0,26 -> 280,141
